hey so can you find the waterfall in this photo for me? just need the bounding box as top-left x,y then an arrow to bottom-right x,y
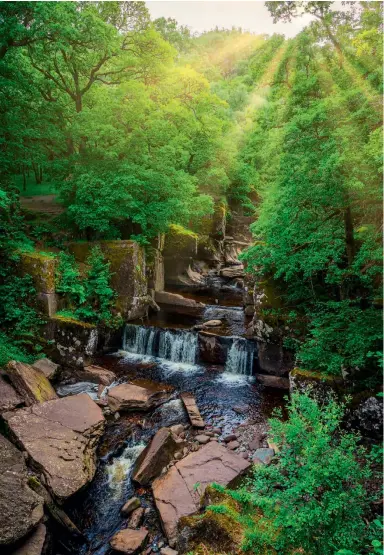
124,324 -> 198,364
225,337 -> 255,376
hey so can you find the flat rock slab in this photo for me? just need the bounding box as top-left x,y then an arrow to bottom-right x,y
0,375 -> 23,413
10,523 -> 46,555
133,427 -> 179,486
110,527 -> 148,554
7,360 -> 58,406
153,441 -> 250,545
4,393 -> 105,501
180,393 -> 205,428
108,382 -> 170,413
0,435 -> 44,546
256,374 -> 289,389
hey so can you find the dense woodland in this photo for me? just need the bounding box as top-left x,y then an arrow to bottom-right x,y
0,2 -> 383,554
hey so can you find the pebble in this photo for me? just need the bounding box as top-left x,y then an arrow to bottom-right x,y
195,434 -> 210,444
160,548 -> 179,555
182,447 -> 188,456
212,427 -> 221,434
174,451 -> 183,461
227,440 -> 240,450
224,434 -> 237,443
170,424 -> 184,436
114,412 -> 120,421
241,452 -> 249,459
204,431 -> 214,437
121,497 -> 141,516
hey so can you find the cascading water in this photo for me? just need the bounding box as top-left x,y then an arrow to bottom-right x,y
123,324 -> 198,364
225,336 -> 255,376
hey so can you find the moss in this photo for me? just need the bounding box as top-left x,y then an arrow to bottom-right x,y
31,369 -> 57,402
52,314 -> 95,329
291,367 -> 339,383
169,224 -> 198,239
19,250 -> 57,293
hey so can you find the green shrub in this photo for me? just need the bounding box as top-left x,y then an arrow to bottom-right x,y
221,392 -> 378,555
56,246 -> 116,326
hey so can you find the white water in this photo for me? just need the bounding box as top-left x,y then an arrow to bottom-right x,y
124,324 -> 198,364
225,336 -> 255,376
105,442 -> 145,499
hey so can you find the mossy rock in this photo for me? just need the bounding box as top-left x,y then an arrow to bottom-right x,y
178,486 -> 244,554
19,250 -> 57,294
163,224 -> 199,258
289,367 -> 345,398
192,200 -> 227,238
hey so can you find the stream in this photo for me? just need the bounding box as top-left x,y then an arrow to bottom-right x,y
55,294 -> 285,555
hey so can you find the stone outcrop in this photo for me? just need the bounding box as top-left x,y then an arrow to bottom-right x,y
0,434 -> 44,546
289,368 -> 344,398
10,523 -> 46,555
32,358 -> 60,380
69,240 -> 151,320
0,374 -> 23,413
180,393 -> 205,428
4,393 -> 105,501
109,528 -> 148,554
219,265 -> 244,279
198,332 -> 229,365
18,251 -> 58,317
132,427 -> 180,485
44,315 -> 98,367
152,442 -> 250,546
108,382 -> 170,413
7,360 -> 58,406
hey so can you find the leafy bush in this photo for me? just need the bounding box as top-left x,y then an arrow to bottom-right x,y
56,246 -> 116,326
218,392 -> 378,555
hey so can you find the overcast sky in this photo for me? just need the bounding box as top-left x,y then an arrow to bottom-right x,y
146,1 -> 317,38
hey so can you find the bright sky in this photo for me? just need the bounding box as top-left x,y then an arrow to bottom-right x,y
146,0 -> 316,38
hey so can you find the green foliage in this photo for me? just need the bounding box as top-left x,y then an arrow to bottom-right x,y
56,247 -> 117,326
222,392 -> 377,555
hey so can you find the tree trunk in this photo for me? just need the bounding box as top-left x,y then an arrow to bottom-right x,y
344,206 -> 355,266
75,95 -> 82,113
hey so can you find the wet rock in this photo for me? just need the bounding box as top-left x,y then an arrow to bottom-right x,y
133,428 -> 180,486
0,435 -> 44,546
170,424 -> 184,436
201,320 -> 222,328
77,364 -> 116,386
160,549 -> 178,555
32,358 -> 60,380
211,428 -> 221,434
253,448 -> 275,465
241,452 -> 249,460
233,405 -> 248,414
352,396 -> 383,438
108,383 -> 170,413
155,291 -> 204,309
180,393 -> 205,428
10,523 -> 46,555
152,442 -> 250,546
4,393 -> 105,501
121,497 -> 141,516
219,266 -> 244,279
198,332 -> 228,365
195,435 -> 210,444
223,434 -> 237,443
226,440 -> 239,450
0,374 -> 23,413
110,527 -> 148,554
256,374 -> 289,389
128,507 -> 145,529
7,360 -> 58,406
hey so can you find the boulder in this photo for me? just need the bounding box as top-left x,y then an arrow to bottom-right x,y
0,435 -> 44,546
198,332 -> 228,365
128,507 -> 145,529
109,527 -> 148,554
152,442 -> 250,545
121,497 -> 141,516
180,393 -> 205,428
10,523 -> 46,555
155,291 -> 204,309
78,365 -> 116,386
108,382 -> 170,413
253,448 -> 275,465
133,427 -> 180,486
256,374 -> 289,389
7,360 -> 58,406
0,375 -> 23,413
32,358 -> 60,380
195,435 -> 210,444
4,393 -> 105,501
219,266 -> 244,279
